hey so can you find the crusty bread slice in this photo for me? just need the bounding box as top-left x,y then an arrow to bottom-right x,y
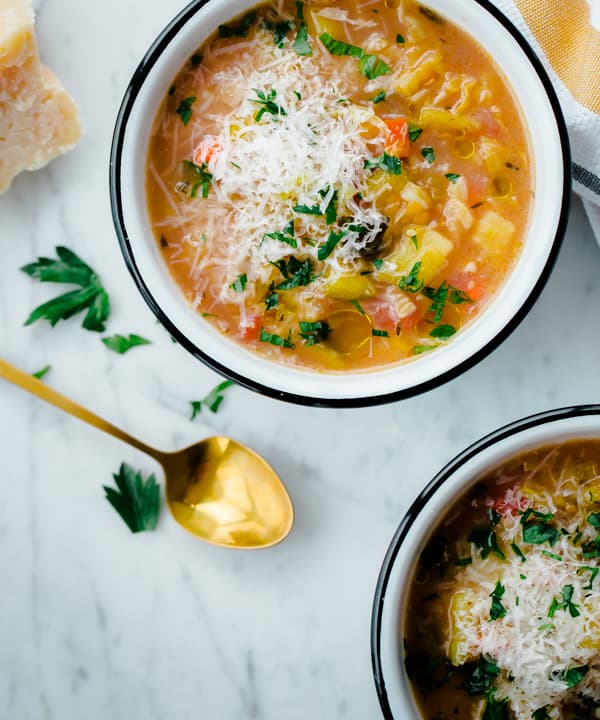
0,0 -> 82,194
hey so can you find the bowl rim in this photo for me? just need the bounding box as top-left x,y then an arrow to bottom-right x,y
109,0 -> 572,409
370,403 -> 600,719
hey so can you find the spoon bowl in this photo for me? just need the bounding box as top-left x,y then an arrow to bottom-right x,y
0,358 -> 294,549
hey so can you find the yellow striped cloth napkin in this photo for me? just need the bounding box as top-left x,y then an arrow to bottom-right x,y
492,0 -> 600,238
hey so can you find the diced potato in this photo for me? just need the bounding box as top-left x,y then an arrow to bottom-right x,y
395,50 -> 442,96
380,228 -> 453,284
447,591 -> 478,665
444,198 -> 473,234
471,211 -> 515,254
448,175 -> 468,203
367,169 -> 407,206
479,138 -> 507,176
419,107 -> 479,133
325,274 -> 375,300
400,181 -> 431,217
305,11 -> 343,38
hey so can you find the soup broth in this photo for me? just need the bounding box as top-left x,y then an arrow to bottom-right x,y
406,441 -> 600,719
146,0 -> 532,372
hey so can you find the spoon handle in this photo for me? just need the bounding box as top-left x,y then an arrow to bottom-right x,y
0,358 -> 166,463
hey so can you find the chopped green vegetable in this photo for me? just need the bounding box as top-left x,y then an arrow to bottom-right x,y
22,246 -> 110,332
413,345 -> 436,355
468,524 -> 505,560
577,565 -> 599,590
430,324 -> 456,340
359,54 -> 392,80
560,665 -> 589,689
318,230 -> 346,261
511,542 -> 526,561
365,153 -> 402,175
396,33 -> 405,44
489,581 -> 507,621
482,690 -> 509,720
265,292 -> 279,310
182,159 -> 212,198
372,90 -> 386,103
449,286 -> 473,304
103,463 -> 160,533
410,233 -> 418,250
542,550 -> 562,561
102,334 -> 152,354
32,365 -> 51,380
259,327 -> 295,349
372,259 -> 384,270
350,299 -> 365,315
190,380 -> 234,419
325,190 -> 338,225
264,18 -> 292,46
421,146 -> 435,163
398,261 -> 424,293
319,32 -> 391,79
423,282 -> 449,323
264,221 -> 297,248
218,11 -> 257,38
408,123 -> 423,142
372,329 -> 389,337
293,203 -> 322,215
176,96 -> 196,125
456,557 -> 472,566
464,655 -> 500,695
230,274 -> 248,292
251,88 -> 287,121
293,2 -> 312,56
271,256 -> 315,290
521,508 -> 559,546
548,584 -> 580,618
445,173 -> 461,183
299,320 -> 330,346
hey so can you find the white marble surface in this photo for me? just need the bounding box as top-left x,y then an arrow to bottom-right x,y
1,2 -> 600,718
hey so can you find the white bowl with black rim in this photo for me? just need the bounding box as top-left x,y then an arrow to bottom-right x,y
371,404 -> 600,719
110,0 -> 570,408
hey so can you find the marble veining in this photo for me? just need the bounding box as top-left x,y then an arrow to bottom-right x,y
1,0 -> 600,718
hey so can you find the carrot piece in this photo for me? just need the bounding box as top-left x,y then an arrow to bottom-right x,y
384,117 -> 410,157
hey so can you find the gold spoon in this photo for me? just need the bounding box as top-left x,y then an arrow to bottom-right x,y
0,358 -> 294,549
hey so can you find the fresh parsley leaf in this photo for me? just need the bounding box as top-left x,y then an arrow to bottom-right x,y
372,259 -> 384,270
398,261 -> 424,293
359,54 -> 392,79
588,512 -> 600,527
423,282 -> 449,322
218,11 -> 257,38
325,190 -> 338,225
32,365 -> 51,380
251,88 -> 287,121
521,508 -> 559,546
293,203 -> 323,215
293,2 -> 312,56
372,329 -> 389,337
22,246 -> 110,332
182,159 -> 212,198
421,146 -> 435,163
365,153 -> 402,175
410,233 -> 418,250
264,18 -> 292,45
396,33 -> 405,43
319,32 -> 364,57
265,292 -> 279,310
176,96 -> 196,125
102,334 -> 152,354
489,581 -> 507,621
464,655 -> 500,695
318,230 -> 346,261
350,299 -> 365,315
548,584 -> 580,618
230,274 -> 248,292
299,320 -> 330,346
449,286 -> 473,304
511,542 -> 526,561
532,707 -> 551,720
259,327 -> 295,349
413,345 -> 436,354
542,550 -> 562,561
264,231 -> 297,248
103,463 -> 160,533
468,525 -> 505,560
482,691 -> 509,720
272,256 -> 315,290
408,123 -> 422,142
577,566 -> 599,590
560,665 -> 589,689
372,90 -> 386,103
445,173 -> 461,183
190,380 -> 235,419
430,324 -> 456,340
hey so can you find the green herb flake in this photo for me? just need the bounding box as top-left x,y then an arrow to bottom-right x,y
318,229 -> 346,261
190,380 -> 235,419
577,565 -> 599,590
350,299 -> 365,315
325,190 -> 338,225
445,173 -> 461,183
264,230 -> 297,248
408,123 -> 423,142
464,655 -> 500,696
264,19 -> 292,46
511,542 -> 526,561
396,33 -> 405,44
548,584 -> 580,618
541,550 -> 562,561
265,292 -> 279,310
468,525 -> 505,561
259,327 -> 295,349
176,96 -> 196,126
410,233 -> 418,250
413,345 -> 436,355
230,274 -> 248,292
422,282 -> 448,322
372,329 -> 389,337
103,463 -> 160,533
293,203 -> 323,216
365,152 -> 402,175
272,256 -> 316,290
532,707 -> 551,720
561,665 -> 589,689
319,32 -> 391,79
521,508 -> 560,547
102,334 -> 152,355
398,261 -> 424,293
372,259 -> 384,270
430,324 -> 456,340
421,146 -> 435,164
182,159 -> 213,198
293,2 -> 312,56
218,10 -> 257,38
359,53 -> 392,80
21,246 -> 110,332
449,286 -> 473,304
32,365 -> 51,380
372,90 -> 386,104
299,320 -> 330,346
482,690 -> 509,720
489,581 -> 507,621
251,88 -> 287,122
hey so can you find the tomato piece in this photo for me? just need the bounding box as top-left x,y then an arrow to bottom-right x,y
447,272 -> 486,302
493,487 -> 529,518
473,108 -> 503,139
239,314 -> 262,341
361,299 -> 399,332
384,117 -> 410,157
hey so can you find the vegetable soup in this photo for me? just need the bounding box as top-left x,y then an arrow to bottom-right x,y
406,441 -> 600,719
146,0 -> 532,372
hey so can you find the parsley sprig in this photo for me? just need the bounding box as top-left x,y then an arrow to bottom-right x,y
319,32 -> 391,79
102,334 -> 152,354
21,246 -> 110,332
251,88 -> 287,122
190,380 -> 235,419
103,463 -> 160,533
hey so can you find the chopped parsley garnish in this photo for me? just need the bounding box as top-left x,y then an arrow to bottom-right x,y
21,246 -> 110,332
190,380 -> 234,418
350,299 -> 365,315
103,463 -> 160,533
511,542 -> 526,561
396,33 -> 405,44
398,261 -> 424,293
182,159 -> 212,198
372,259 -> 384,270
560,664 -> 589,689
372,329 -> 389,337
410,233 -> 418,250
264,220 -> 297,248
293,2 -> 312,56
218,11 -> 257,38
264,18 -> 292,46
482,690 -> 509,720
271,257 -> 315,290
299,320 -> 330,346
176,96 -> 196,125
230,274 -> 247,292
421,146 -> 435,164
449,286 -> 473,304
520,508 -> 560,546
430,324 -> 456,340
532,707 -> 551,720
588,511 -> 600,527
265,292 -> 279,310
408,123 -> 423,142
319,32 -> 391,79
489,581 -> 507,621
324,189 -> 338,224
468,523 -> 505,560
102,334 -> 152,354
541,550 -> 562,561
32,365 -> 51,380
293,203 -> 322,215
318,229 -> 346,261
464,655 -> 500,695
364,153 -> 402,175
251,88 -> 287,121
577,565 -> 599,590
372,90 -> 386,103
423,282 -> 448,322
445,173 -> 461,183
259,327 -> 295,349
413,345 -> 436,355
548,584 -> 580,618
